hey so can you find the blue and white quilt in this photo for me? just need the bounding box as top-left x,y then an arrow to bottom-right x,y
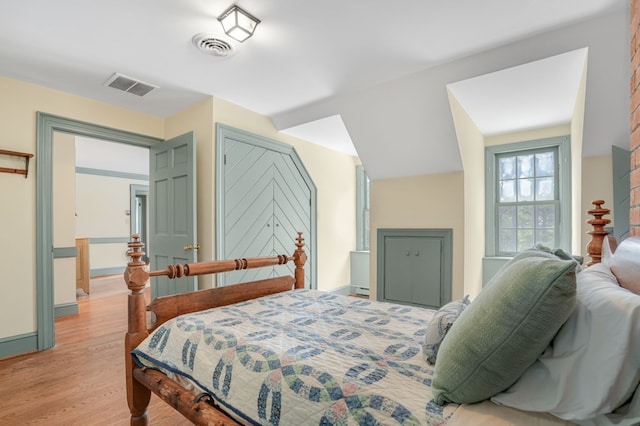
132,289 -> 458,425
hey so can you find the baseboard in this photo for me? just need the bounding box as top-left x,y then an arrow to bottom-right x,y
329,285 -> 351,296
54,302 -> 79,318
0,332 -> 37,360
90,266 -> 125,277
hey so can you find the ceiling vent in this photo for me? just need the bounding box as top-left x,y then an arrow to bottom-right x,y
104,73 -> 158,96
192,33 -> 236,57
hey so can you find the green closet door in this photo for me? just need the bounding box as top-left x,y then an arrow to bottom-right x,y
220,135 -> 312,287
149,132 -> 197,299
377,229 -> 453,309
612,145 -> 630,242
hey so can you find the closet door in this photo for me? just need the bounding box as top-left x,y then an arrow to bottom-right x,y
219,128 -> 313,287
377,229 -> 452,309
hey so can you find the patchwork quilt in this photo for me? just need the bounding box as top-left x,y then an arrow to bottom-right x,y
133,289 -> 458,425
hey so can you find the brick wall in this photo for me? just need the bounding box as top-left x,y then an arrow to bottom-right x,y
631,0 -> 640,236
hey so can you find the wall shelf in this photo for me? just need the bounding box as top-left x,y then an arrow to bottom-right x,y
0,149 -> 34,178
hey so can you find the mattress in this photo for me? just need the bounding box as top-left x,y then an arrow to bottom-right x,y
133,289 -> 460,425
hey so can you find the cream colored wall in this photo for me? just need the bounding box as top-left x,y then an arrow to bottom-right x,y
369,172 -> 465,301
571,62 -> 588,254
0,75 -> 163,339
449,92 -> 484,298
581,155 -> 614,259
75,173 -> 147,272
52,132 -> 77,306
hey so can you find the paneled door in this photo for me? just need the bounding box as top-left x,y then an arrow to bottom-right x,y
217,125 -> 315,287
149,132 -> 197,298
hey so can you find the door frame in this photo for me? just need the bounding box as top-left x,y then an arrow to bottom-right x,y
130,184 -> 150,263
36,112 -> 162,350
214,123 -> 318,288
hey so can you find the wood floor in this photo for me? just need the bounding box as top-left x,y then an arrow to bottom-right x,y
0,275 -> 192,425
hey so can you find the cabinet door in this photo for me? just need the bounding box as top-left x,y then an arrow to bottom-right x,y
377,229 -> 452,309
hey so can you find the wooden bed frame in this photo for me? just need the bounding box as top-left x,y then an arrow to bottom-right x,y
123,202 -> 612,425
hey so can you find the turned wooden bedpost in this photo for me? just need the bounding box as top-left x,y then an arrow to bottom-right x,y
586,200 -> 611,266
293,232 -> 307,289
124,234 -> 151,425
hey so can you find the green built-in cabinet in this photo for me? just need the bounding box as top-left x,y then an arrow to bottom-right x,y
377,229 -> 452,309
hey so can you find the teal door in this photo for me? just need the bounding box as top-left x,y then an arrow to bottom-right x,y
149,132 -> 197,298
217,126 -> 314,287
612,145 -> 630,242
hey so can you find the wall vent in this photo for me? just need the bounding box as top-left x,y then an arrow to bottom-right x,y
104,73 -> 158,96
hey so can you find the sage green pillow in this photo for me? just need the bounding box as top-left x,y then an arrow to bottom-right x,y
432,249 -> 578,405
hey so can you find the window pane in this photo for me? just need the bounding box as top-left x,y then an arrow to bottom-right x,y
499,229 -> 516,253
535,177 -> 555,201
517,205 -> 534,228
536,204 -> 555,228
517,229 -> 534,252
499,156 -> 516,179
517,154 -> 534,178
517,179 -> 534,201
535,151 -> 555,177
499,180 -> 516,202
499,206 -> 516,227
536,229 -> 555,248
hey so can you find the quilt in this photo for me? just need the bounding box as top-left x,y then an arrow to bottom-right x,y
132,289 -> 459,425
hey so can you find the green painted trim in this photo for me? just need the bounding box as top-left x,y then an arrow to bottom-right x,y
36,112 -> 163,351
130,184 -> 149,236
482,256 -> 512,286
329,285 -> 351,296
53,246 -> 78,258
0,332 -> 38,359
91,266 -> 125,277
75,166 -> 149,181
485,136 -> 571,256
356,166 -> 370,251
89,237 -> 130,244
215,123 -> 318,289
54,302 -> 79,318
376,228 -> 453,308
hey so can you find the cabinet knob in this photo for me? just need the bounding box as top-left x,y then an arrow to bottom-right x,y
414,251 -> 420,256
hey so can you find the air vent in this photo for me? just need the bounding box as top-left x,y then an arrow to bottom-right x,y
192,33 -> 236,57
104,73 -> 158,96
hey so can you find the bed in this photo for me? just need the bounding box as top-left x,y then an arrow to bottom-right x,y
123,201 -> 640,425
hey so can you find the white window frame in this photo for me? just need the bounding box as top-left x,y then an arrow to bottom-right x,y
485,136 -> 572,257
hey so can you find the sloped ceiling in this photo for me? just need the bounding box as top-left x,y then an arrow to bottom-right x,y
0,1 -> 630,180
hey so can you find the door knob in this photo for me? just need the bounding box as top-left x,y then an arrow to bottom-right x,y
184,244 -> 200,251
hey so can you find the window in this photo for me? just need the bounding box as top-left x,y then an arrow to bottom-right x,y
486,136 -> 571,257
356,165 -> 370,251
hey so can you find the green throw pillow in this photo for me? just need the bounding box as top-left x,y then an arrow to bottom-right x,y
432,248 -> 578,405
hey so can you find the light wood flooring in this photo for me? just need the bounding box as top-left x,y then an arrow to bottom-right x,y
0,275 -> 192,425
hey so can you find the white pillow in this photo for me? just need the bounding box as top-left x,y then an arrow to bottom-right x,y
610,236 -> 640,295
491,263 -> 640,421
422,295 -> 470,365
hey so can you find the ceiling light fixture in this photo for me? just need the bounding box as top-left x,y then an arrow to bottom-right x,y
218,5 -> 260,42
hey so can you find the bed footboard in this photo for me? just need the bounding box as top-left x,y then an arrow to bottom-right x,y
124,232 -> 307,425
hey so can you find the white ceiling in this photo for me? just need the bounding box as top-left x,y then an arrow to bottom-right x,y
0,0 -> 629,178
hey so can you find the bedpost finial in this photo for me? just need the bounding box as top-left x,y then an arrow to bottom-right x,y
586,200 -> 611,266
293,232 -> 307,289
125,234 -> 149,292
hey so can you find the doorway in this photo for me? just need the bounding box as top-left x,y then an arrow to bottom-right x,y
36,112 -> 162,351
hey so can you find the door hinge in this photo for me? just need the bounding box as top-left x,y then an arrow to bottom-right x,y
224,154 -> 227,165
